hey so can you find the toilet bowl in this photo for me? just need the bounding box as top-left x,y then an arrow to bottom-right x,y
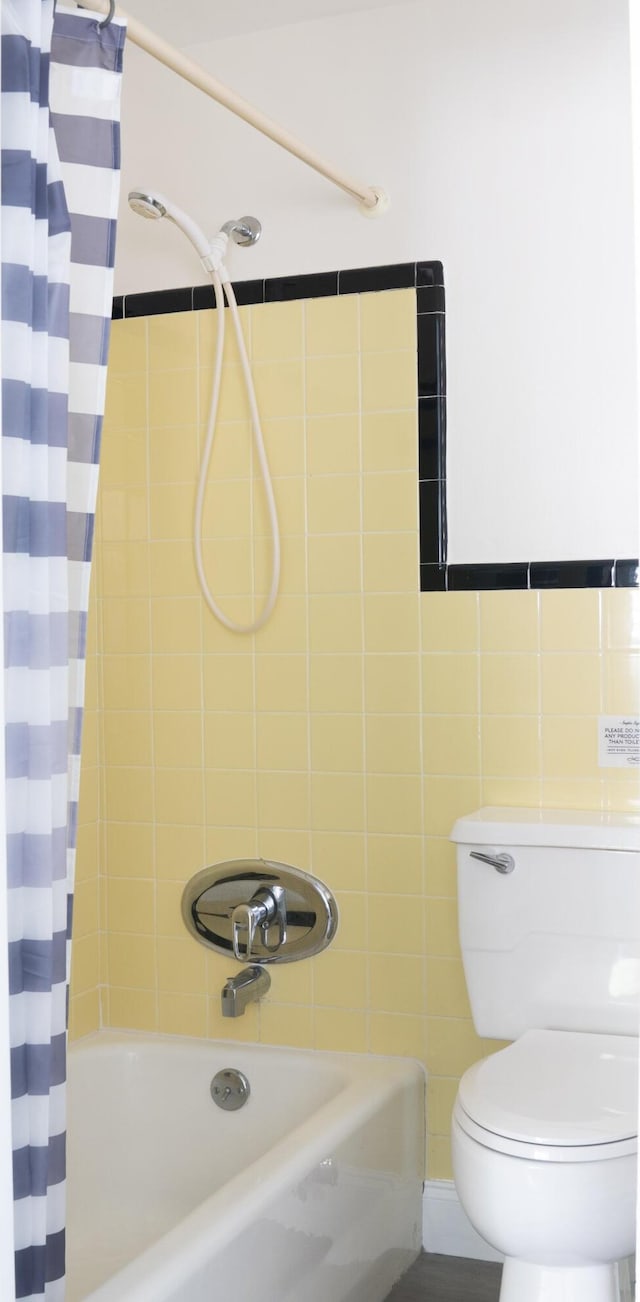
450,808 -> 640,1302
451,1030 -> 638,1302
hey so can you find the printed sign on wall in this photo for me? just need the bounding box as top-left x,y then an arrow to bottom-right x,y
598,716 -> 640,768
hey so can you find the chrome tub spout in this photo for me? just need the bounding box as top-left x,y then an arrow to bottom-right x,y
221,965 -> 270,1018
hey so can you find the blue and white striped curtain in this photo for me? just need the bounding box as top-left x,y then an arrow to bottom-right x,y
1,4 -> 125,1297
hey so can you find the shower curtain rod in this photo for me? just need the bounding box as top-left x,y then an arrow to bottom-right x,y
75,0 -> 389,215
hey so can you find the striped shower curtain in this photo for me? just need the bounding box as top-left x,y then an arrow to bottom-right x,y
1,4 -> 125,1296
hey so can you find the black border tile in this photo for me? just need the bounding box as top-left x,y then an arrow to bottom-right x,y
111,295 -> 124,321
614,559 -> 640,588
417,286 -> 445,314
416,261 -> 444,287
124,286 -> 193,318
420,563 -> 448,591
447,563 -> 529,591
530,560 -> 614,589
418,398 -> 446,481
193,279 -> 265,310
338,263 -> 415,295
417,315 -> 446,398
265,271 -> 338,301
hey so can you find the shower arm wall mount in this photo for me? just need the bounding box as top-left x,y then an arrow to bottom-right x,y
75,0 -> 390,216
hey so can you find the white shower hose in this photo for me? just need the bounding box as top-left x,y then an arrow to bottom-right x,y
194,269 -> 280,634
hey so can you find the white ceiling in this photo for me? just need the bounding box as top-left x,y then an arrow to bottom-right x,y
121,0 -> 411,46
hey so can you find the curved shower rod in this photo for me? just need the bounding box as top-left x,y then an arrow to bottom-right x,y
74,0 -> 390,215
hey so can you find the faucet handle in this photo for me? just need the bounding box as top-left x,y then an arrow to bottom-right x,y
231,901 -> 260,959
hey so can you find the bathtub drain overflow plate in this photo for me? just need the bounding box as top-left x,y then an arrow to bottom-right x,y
210,1068 -> 251,1111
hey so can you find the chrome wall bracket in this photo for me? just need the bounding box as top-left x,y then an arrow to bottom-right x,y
182,859 -> 338,963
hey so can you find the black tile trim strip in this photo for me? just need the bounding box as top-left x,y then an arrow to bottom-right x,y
111,261 -> 637,590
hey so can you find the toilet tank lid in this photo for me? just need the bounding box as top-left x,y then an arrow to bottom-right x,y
451,807 -> 640,851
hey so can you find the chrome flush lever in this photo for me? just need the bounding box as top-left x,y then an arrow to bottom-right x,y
470,850 -> 515,874
231,885 -> 287,959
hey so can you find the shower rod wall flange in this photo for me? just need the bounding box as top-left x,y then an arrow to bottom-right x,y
74,0 -> 390,214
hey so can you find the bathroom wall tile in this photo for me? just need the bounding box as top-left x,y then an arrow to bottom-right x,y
309,594 -> 363,653
102,598 -> 150,656
310,714 -> 364,774
257,713 -> 309,771
423,716 -> 480,777
255,654 -> 307,712
540,779 -> 605,811
260,1003 -> 314,1048
152,654 -> 202,712
361,351 -> 417,412
481,778 -> 542,808
107,317 -> 147,374
366,774 -> 422,836
206,770 -> 255,828
307,475 -> 361,536
104,767 -> 153,825
149,540 -> 200,598
310,832 -> 366,893
423,776 -> 482,838
368,894 -> 423,955
369,954 -> 424,1016
154,712 -> 203,770
105,823 -> 155,879
155,768 -> 205,826
422,653 -> 478,715
251,300 -> 303,362
307,415 -> 360,476
107,933 -> 156,989
421,592 -> 479,653
365,654 -> 420,714
539,589 -> 600,652
200,479 -> 252,540
306,355 -> 359,416
481,716 -> 541,779
360,288 -> 416,353
305,294 -> 359,357
104,373 -> 148,429
310,654 -> 363,714
69,989 -> 100,1042
428,1135 -> 453,1182
257,417 -> 306,477
541,716 -> 600,781
148,310 -> 198,372
205,712 -> 255,771
363,472 -> 417,533
362,411 -> 418,474
157,937 -> 207,995
424,898 -> 460,958
363,533 -> 418,594
364,594 -> 420,653
149,367 -> 197,427
314,1008 -> 368,1053
198,536 -> 253,595
541,654 -> 602,715
602,589 -> 640,650
204,654 -> 254,711
427,1077 -> 459,1136
366,715 -> 421,774
149,425 -> 200,485
426,957 -> 471,1018
103,712 -> 152,768
156,880 -> 188,939
307,535 -> 361,593
368,834 -> 423,895
100,429 -> 148,490
102,656 -> 151,712
478,590 -> 539,653
313,950 -> 368,1009
155,824 -> 204,881
158,993 -> 207,1038
107,989 -> 157,1032
311,773 -> 365,833
369,1012 -> 426,1060
602,653 -> 640,714
331,892 -> 367,950
426,1017 -> 490,1078
481,654 -> 540,715
106,879 -> 155,934
258,772 -> 309,830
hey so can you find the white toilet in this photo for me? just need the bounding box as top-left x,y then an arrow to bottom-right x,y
450,807 -> 640,1302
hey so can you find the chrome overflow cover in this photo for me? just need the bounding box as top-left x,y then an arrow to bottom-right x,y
211,1068 -> 250,1111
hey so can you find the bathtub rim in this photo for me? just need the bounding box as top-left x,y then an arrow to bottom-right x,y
67,1029 -> 426,1302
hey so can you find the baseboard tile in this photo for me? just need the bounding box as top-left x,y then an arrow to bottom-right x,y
422,1179 -> 503,1263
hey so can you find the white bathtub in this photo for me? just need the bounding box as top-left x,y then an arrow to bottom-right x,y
66,1032 -> 425,1302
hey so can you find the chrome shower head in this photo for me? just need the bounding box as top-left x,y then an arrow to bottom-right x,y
128,191 -> 167,220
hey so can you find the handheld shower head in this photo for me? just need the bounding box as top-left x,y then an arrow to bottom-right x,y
128,188 -> 212,262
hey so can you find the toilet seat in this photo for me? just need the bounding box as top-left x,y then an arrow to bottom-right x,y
455,1028 -> 638,1163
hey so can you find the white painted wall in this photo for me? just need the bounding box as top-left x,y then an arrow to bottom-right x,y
115,0 -> 638,564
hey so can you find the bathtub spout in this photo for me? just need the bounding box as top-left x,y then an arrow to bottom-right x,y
221,965 -> 271,1017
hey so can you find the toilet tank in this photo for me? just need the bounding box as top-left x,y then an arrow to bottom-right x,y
451,807 -> 640,1041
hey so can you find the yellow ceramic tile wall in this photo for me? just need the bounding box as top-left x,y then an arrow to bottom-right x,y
71,288 -> 640,1184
